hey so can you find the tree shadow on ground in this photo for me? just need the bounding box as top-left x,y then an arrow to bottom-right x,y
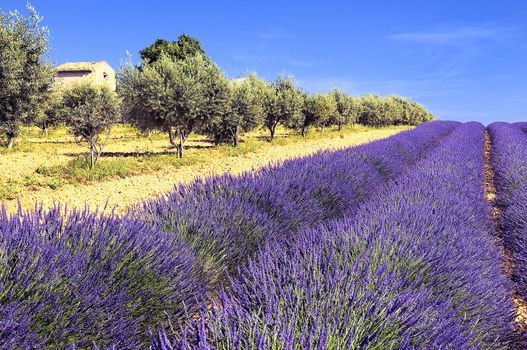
63,144 -> 214,158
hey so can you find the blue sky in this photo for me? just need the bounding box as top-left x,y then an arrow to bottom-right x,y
5,0 -> 527,124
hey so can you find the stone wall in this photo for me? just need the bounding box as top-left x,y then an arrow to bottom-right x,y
55,61 -> 116,91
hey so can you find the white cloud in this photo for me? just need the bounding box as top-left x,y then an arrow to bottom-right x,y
387,25 -> 516,46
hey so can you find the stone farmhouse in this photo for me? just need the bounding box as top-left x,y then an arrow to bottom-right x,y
55,60 -> 116,91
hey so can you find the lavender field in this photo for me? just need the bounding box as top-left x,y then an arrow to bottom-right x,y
2,0 -> 527,348
2,121 -> 527,349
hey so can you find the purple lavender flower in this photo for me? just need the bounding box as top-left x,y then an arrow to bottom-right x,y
161,123 -> 515,349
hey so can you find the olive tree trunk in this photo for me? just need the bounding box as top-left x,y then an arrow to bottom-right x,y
167,127 -> 176,146
269,124 -> 277,141
6,136 -> 14,148
177,128 -> 185,158
90,143 -> 96,169
234,125 -> 240,147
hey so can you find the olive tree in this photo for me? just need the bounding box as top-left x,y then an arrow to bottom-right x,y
348,96 -> 363,127
119,54 -> 230,157
62,83 -> 120,169
298,93 -> 337,136
409,100 -> 435,124
329,89 -> 363,129
382,95 -> 405,125
264,74 -> 303,140
358,94 -> 386,126
33,88 -> 64,135
0,5 -> 54,147
206,73 -> 268,146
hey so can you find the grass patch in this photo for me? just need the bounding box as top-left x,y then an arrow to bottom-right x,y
0,180 -> 20,201
0,123 -> 412,193
36,156 -> 131,183
33,151 -> 206,185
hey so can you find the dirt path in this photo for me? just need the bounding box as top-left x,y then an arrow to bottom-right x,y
3,128 -> 401,214
484,131 -> 527,347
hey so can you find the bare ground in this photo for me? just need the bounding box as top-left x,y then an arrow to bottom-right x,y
2,128 -> 401,214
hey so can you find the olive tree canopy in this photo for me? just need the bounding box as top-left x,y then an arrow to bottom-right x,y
205,73 -> 268,146
0,4 -> 54,147
62,83 -> 121,169
298,93 -> 337,136
119,54 -> 230,157
264,74 -> 303,140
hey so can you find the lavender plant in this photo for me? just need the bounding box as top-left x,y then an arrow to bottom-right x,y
155,122 -> 515,349
136,121 -> 458,289
1,121 -> 460,348
488,123 -> 527,298
0,207 -> 204,349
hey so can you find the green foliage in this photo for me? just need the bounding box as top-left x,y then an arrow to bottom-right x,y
0,4 -> 54,147
62,83 -> 121,169
0,180 -> 19,200
23,173 -> 63,189
123,33 -> 434,149
36,155 -> 130,183
297,93 -> 337,136
358,94 -> 435,126
139,34 -> 207,64
264,73 -> 304,140
329,88 -> 362,129
119,54 -> 230,157
65,156 -> 130,181
198,62 -> 232,143
34,150 -> 203,185
33,88 -> 65,135
358,94 -> 386,126
205,73 -> 268,146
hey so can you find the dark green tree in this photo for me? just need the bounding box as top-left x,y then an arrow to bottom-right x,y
139,34 -> 207,64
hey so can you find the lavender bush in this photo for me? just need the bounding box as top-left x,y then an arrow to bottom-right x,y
1,121 -> 459,348
489,122 -> 527,298
154,122 -> 515,349
0,207 -> 204,349
136,121 -> 458,289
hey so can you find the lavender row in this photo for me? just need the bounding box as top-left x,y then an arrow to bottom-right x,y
0,121 -> 457,349
488,123 -> 527,299
0,208 -> 206,349
154,122 -> 515,349
135,121 -> 459,289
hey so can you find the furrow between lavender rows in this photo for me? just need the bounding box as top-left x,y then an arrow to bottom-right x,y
153,122 -> 515,349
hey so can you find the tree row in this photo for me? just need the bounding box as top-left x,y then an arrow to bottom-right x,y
0,6 -> 435,169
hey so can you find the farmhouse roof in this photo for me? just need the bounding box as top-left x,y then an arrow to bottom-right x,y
56,61 -> 110,72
